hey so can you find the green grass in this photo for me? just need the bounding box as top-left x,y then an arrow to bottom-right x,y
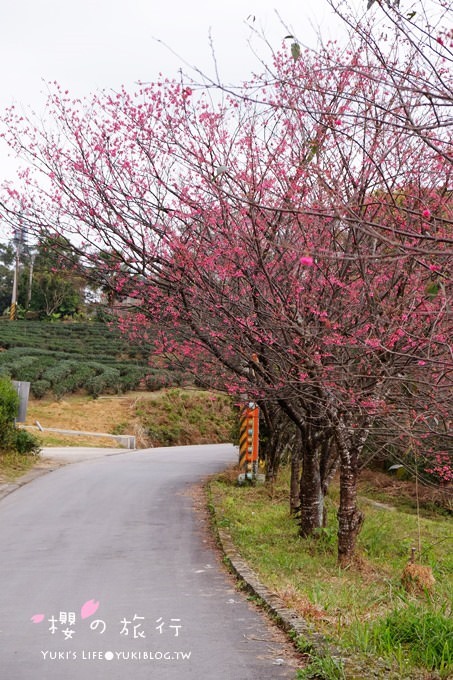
210,467 -> 453,678
296,655 -> 346,680
348,603 -> 452,677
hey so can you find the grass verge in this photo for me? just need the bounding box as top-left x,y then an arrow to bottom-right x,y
209,467 -> 452,679
0,450 -> 37,483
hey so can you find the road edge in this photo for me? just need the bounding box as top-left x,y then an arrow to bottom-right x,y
205,479 -> 405,680
205,481 -> 339,660
0,461 -> 64,501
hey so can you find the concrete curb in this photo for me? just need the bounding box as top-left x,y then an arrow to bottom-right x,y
207,483 -> 336,661
216,523 -> 332,656
207,483 -> 399,679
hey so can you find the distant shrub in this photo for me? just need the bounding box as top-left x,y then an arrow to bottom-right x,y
101,366 -> 121,390
13,428 -> 41,455
53,375 -> 79,399
71,364 -> 97,388
117,366 -> 145,392
0,377 -> 38,455
42,360 -> 76,386
0,320 -> 192,398
145,371 -> 172,392
146,422 -> 185,447
31,380 -> 51,399
9,355 -> 54,382
85,375 -> 105,398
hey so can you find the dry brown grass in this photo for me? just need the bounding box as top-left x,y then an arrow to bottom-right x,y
24,390 -> 234,449
360,468 -> 452,514
276,584 -> 326,620
401,562 -> 436,595
25,393 -> 158,447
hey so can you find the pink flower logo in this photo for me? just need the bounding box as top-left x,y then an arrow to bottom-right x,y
81,599 -> 100,619
31,614 -> 45,624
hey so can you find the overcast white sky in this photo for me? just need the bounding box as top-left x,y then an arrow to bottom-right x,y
0,0 -> 358,98
0,0 -> 367,182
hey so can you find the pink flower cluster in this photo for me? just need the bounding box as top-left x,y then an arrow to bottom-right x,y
425,453 -> 453,483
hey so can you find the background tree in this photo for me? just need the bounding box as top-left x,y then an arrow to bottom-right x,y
25,234 -> 86,319
0,242 -> 15,313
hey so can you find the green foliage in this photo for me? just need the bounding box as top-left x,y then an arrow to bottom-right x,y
0,376 -> 20,424
0,376 -> 20,450
30,269 -> 81,318
79,364 -> 116,397
31,379 -> 51,399
350,603 -> 453,677
117,367 -> 143,392
137,389 -> 235,447
0,320 -> 190,398
42,360 -> 76,384
13,428 -> 41,455
9,355 -> 55,382
0,376 -> 40,455
0,320 -> 201,399
14,232 -> 87,319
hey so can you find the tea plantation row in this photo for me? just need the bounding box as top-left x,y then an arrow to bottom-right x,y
0,320 -> 186,398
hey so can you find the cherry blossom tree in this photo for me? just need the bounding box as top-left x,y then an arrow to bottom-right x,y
1,14 -> 451,563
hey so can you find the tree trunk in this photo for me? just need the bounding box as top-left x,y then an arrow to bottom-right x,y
265,452 -> 279,485
337,447 -> 364,567
299,445 -> 324,537
260,403 -> 283,484
290,444 -> 302,515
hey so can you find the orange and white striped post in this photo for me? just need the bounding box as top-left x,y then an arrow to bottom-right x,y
238,402 -> 259,481
9,301 -> 17,321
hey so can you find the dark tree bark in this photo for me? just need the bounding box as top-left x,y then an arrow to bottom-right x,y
299,441 -> 324,537
290,434 -> 302,515
260,403 -> 297,486
335,417 -> 369,566
337,447 -> 364,567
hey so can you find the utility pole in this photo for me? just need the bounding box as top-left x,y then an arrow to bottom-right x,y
10,227 -> 25,320
26,252 -> 36,310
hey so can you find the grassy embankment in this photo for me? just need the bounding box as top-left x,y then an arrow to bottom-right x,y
0,389 -> 235,481
24,388 -> 235,448
209,468 -> 452,680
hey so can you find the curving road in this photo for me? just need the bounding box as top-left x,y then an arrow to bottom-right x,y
0,444 -> 299,679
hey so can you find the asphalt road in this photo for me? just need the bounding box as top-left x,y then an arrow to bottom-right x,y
0,444 -> 299,679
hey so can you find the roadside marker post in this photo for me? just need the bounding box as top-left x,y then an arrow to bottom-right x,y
238,402 -> 263,483
9,302 -> 17,321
